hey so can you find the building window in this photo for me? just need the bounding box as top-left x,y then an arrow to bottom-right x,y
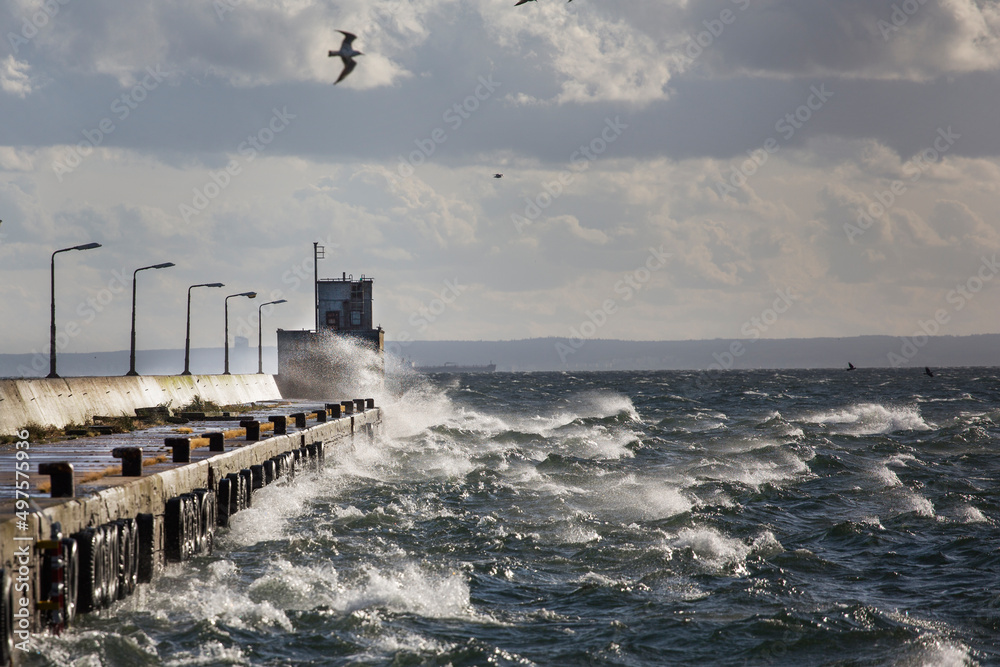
351,311 -> 361,326
326,311 -> 340,330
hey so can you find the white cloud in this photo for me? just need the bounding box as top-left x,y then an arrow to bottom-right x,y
0,56 -> 33,98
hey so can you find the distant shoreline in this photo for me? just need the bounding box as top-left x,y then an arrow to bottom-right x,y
3,333 -> 1000,375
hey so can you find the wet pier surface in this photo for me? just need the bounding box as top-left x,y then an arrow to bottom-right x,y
0,400 -> 332,509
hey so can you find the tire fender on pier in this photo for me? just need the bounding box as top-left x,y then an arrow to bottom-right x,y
116,518 -> 138,599
72,528 -> 106,613
216,477 -> 232,528
194,488 -> 216,555
101,523 -> 120,606
60,537 -> 80,626
164,497 -> 186,562
135,513 -> 156,584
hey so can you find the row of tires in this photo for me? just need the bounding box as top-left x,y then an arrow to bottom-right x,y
0,439 -> 328,659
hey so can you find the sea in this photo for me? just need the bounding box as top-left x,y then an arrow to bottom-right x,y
23,368 -> 1000,666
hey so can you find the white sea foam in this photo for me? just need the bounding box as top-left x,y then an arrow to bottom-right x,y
568,390 -> 641,422
691,447 -> 811,489
579,473 -> 693,522
147,562 -> 295,631
668,527 -> 752,574
219,473 -> 334,548
551,521 -> 602,544
870,463 -> 904,488
164,640 -> 249,666
951,504 -> 988,524
897,637 -> 976,667
884,488 -> 936,518
803,403 -> 932,434
661,527 -> 784,576
338,563 -> 474,620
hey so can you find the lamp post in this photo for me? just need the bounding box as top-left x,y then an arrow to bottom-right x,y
183,282 -> 224,375
48,242 -> 102,378
257,299 -> 287,374
127,262 -> 175,376
224,292 -> 257,375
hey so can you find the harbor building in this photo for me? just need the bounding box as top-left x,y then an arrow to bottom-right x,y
276,260 -> 384,398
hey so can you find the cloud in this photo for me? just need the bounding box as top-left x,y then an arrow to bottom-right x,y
0,56 -> 33,98
682,0 -> 1000,81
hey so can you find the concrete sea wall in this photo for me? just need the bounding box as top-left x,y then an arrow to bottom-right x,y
0,375 -> 281,436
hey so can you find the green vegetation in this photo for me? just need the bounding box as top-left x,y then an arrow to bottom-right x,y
177,395 -> 258,415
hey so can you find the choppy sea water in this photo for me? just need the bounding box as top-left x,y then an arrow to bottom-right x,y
26,368 -> 1000,666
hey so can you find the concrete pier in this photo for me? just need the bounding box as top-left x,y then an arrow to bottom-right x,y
0,401 -> 381,656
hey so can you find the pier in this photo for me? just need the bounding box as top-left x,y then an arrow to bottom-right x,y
0,388 -> 381,660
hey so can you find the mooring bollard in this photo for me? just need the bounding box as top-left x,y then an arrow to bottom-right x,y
341,400 -> 354,415
327,403 -> 343,419
315,407 -> 328,423
207,432 -> 225,452
166,437 -> 191,463
112,447 -> 143,476
263,459 -> 274,484
244,420 -> 260,441
365,398 -> 375,410
39,462 -> 74,498
269,415 -> 287,435
354,398 -> 365,413
291,412 -> 307,428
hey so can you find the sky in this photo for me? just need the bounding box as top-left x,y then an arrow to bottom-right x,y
2,0 -> 1000,361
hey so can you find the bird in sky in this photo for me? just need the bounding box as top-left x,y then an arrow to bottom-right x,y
329,30 -> 362,84
514,0 -> 536,5
493,173 -> 503,179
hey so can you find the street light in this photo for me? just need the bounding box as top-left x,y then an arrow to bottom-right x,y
48,242 -> 102,378
183,282 -> 225,375
257,299 -> 287,374
127,262 -> 175,376
224,292 -> 257,375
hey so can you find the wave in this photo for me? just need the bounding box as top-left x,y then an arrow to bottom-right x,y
801,403 -> 932,434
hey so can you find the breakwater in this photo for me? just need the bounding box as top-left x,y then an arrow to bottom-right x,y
0,400 -> 381,662
0,375 -> 281,436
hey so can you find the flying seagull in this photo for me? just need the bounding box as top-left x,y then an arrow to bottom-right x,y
514,0 -> 536,5
329,30 -> 362,84
847,362 -> 856,371
924,367 -> 934,377
493,173 -> 503,179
